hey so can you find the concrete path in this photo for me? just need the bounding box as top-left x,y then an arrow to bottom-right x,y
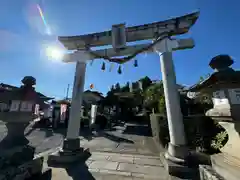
49,151 -> 169,180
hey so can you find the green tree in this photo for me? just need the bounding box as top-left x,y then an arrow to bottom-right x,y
110,85 -> 115,92
199,73 -> 211,83
139,76 -> 152,90
121,82 -> 130,92
195,74 -> 213,107
144,82 -> 164,113
158,95 -> 166,114
115,83 -> 121,92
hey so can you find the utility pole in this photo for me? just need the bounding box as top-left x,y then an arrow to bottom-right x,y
66,84 -> 70,100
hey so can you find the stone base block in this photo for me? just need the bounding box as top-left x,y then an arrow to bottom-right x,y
160,153 -> 198,179
199,165 -> 224,180
0,157 -> 45,180
211,153 -> 240,180
26,168 -> 52,180
0,145 -> 35,167
62,138 -> 80,152
167,143 -> 190,164
48,148 -> 91,164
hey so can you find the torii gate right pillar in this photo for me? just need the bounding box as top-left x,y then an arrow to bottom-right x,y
154,38 -> 190,170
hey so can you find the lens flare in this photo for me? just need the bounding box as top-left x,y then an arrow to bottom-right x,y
36,4 -> 51,35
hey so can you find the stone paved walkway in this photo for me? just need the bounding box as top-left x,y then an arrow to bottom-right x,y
0,121 -> 170,179
49,151 -> 169,180
44,122 -> 170,179
82,123 -> 159,156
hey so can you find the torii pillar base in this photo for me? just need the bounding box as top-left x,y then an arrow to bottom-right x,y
160,144 -> 197,179
160,154 -> 198,179
48,139 -> 90,164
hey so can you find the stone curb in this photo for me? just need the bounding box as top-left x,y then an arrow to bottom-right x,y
90,151 -> 161,159
89,168 -> 163,179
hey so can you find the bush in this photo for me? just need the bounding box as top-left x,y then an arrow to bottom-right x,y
158,96 -> 166,114
184,117 -> 228,154
155,115 -> 227,154
211,128 -> 228,150
95,114 -> 108,129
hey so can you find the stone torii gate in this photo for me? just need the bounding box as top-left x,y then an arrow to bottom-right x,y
51,12 -> 199,170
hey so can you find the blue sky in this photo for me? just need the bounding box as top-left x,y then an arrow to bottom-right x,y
0,0 -> 239,99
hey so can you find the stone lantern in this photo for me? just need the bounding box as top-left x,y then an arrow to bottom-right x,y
189,55 -> 240,180
0,76 -> 51,179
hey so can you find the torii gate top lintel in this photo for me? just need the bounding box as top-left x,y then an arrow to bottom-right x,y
58,11 -> 199,51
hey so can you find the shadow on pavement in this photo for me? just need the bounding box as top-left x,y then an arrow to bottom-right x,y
102,132 -> 134,144
26,120 -> 140,145
47,151 -> 96,180
24,127 -> 36,136
65,163 -> 96,180
123,124 -> 152,137
25,122 -> 94,140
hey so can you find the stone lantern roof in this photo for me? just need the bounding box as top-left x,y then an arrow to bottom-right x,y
189,55 -> 240,92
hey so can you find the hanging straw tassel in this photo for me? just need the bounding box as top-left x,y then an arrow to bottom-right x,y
101,62 -> 106,71
118,66 -> 122,74
134,59 -> 138,67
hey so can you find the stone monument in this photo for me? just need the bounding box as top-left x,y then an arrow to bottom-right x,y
0,76 -> 51,180
189,55 -> 240,180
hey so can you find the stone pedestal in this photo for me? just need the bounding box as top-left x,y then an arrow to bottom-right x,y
189,55 -> 240,180
1,122 -> 29,148
48,139 -> 88,164
206,91 -> 240,180
0,145 -> 51,180
218,121 -> 240,159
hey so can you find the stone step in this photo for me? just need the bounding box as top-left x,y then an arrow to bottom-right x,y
52,169 -> 166,180
89,168 -> 168,180
51,166 -> 168,180
211,153 -> 240,180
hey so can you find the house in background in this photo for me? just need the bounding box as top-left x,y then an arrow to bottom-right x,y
50,90 -> 104,128
82,90 -> 104,106
63,90 -> 104,115
0,83 -> 54,111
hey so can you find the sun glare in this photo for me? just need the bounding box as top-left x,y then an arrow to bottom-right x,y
46,46 -> 64,61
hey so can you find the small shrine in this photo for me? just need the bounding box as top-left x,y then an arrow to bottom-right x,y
189,55 -> 240,180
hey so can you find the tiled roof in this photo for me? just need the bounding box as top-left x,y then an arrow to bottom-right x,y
0,83 -> 53,100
